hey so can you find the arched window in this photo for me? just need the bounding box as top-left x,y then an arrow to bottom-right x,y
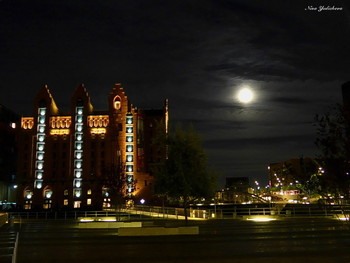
113,96 -> 121,110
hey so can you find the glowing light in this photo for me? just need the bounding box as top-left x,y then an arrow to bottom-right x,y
76,161 -> 82,169
39,116 -> 45,124
126,117 -> 133,124
140,199 -> 145,205
75,171 -> 81,178
50,129 -> 70,135
90,128 -> 106,134
237,87 -> 254,103
38,144 -> 44,151
76,181 -> 81,188
246,217 -> 276,222
26,194 -> 32,199
36,182 -> 42,189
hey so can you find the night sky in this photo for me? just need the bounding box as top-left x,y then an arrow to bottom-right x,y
1,0 -> 350,186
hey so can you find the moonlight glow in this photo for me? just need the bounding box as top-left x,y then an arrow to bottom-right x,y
237,88 -> 254,103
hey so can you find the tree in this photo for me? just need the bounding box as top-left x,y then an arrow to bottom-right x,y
152,123 -> 218,223
315,104 -> 350,196
314,104 -> 350,221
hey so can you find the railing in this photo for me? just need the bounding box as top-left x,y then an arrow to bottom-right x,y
6,204 -> 350,222
132,204 -> 350,219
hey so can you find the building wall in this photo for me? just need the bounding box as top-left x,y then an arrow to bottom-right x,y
16,84 -> 167,210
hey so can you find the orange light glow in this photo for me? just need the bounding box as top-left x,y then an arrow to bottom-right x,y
50,129 -> 70,135
90,128 -> 106,134
21,117 -> 34,129
50,116 -> 72,129
88,115 -> 109,128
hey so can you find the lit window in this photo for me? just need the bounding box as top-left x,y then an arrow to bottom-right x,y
87,189 -> 92,195
76,142 -> 82,150
76,152 -> 82,159
126,136 -> 133,142
64,199 -> 68,206
37,143 -> 45,151
36,182 -> 42,189
126,155 -> 133,162
75,180 -> 81,188
36,172 -> 43,179
75,161 -> 82,169
127,174 -> 133,183
74,190 -> 81,198
126,165 -> 133,172
126,127 -> 133,133
37,162 -> 43,170
74,201 -> 81,208
87,198 -> 92,205
64,189 -> 68,196
37,153 -> 44,160
75,170 -> 82,178
45,190 -> 53,199
126,117 -> 133,124
126,145 -> 133,152
113,96 -> 121,110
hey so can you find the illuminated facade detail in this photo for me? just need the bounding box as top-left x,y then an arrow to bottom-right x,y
113,96 -> 121,110
50,116 -> 72,128
16,83 -> 168,210
21,117 -> 34,129
87,115 -> 109,127
50,129 -> 70,135
90,128 -> 107,134
73,106 -> 84,199
125,112 -> 134,197
34,107 -> 46,190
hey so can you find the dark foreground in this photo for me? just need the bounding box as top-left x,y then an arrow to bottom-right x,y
1,217 -> 350,263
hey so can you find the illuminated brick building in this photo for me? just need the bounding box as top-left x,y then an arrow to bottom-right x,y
16,83 -> 168,210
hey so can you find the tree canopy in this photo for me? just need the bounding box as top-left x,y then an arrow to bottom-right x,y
152,123 -> 218,209
314,104 -> 350,198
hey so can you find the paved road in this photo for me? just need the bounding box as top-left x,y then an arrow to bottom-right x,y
2,218 -> 350,263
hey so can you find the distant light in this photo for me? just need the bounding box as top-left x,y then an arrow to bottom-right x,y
140,199 -> 145,204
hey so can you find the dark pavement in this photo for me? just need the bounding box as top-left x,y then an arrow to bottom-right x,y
1,218 -> 350,263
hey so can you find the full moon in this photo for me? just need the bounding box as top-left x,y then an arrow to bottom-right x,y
237,88 -> 254,103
